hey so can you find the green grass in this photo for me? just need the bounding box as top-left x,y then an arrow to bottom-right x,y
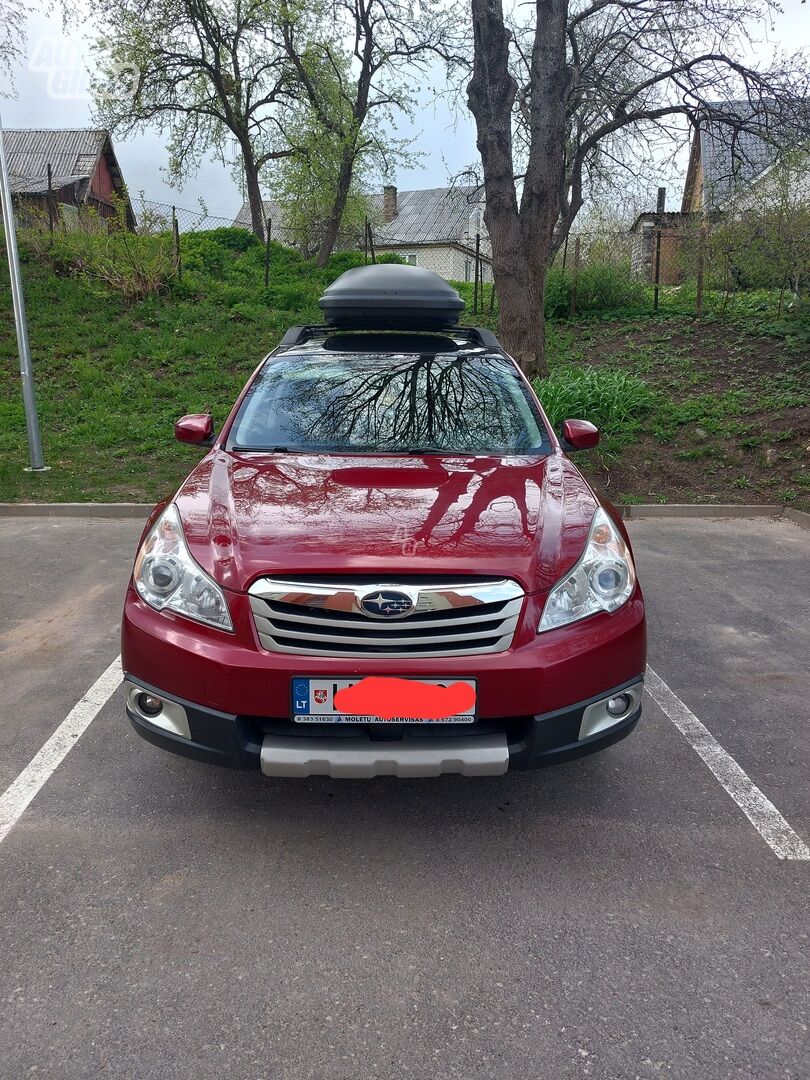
533,366 -> 655,432
0,231 -> 387,501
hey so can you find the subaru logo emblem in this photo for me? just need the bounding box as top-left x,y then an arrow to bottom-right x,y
359,589 -> 415,619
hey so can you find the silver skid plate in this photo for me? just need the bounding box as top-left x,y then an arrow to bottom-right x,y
260,733 -> 509,778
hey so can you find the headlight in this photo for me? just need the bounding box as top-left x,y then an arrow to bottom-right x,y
133,504 -> 234,632
538,507 -> 636,632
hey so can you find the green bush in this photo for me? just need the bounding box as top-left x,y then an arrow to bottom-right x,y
21,227 -> 175,299
196,227 -> 261,252
544,263 -> 647,318
181,235 -> 228,277
534,366 -> 655,432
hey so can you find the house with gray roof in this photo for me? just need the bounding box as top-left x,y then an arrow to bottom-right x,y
681,101 -> 809,213
630,101 -> 809,283
372,184 -> 491,282
3,128 -> 135,228
233,183 -> 491,283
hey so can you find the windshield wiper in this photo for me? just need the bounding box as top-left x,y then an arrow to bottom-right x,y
231,445 -> 294,453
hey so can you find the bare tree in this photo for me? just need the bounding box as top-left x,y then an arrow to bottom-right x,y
465,0 -> 810,376
1,0 -> 28,94
93,0 -> 300,238
277,0 -> 455,266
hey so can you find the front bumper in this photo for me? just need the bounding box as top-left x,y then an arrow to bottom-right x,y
125,675 -> 643,776
122,580 -> 645,776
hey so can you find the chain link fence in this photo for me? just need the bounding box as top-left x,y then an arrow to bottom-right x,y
9,168 -> 809,318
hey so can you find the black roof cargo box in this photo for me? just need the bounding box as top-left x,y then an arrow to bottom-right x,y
319,265 -> 466,330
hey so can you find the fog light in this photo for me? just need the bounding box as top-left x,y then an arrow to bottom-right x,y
606,694 -> 630,717
137,692 -> 163,717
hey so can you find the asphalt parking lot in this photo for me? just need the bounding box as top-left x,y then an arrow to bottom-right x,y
0,513 -> 808,1080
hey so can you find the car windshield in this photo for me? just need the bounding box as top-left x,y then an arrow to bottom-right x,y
228,352 -> 550,456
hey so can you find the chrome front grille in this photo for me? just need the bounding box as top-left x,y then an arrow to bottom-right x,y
248,577 -> 525,658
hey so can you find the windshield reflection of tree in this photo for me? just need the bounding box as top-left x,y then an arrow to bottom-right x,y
296,354 -> 543,549
217,354 -> 549,553
296,354 -> 531,453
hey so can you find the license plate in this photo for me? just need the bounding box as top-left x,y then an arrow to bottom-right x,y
291,677 -> 477,724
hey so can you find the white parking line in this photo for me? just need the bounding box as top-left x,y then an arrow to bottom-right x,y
646,666 -> 810,861
1,655 -> 806,861
0,656 -> 122,846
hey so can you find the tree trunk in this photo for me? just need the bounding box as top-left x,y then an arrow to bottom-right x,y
315,150 -> 354,268
242,148 -> 266,241
496,264 -> 546,377
467,0 -> 548,377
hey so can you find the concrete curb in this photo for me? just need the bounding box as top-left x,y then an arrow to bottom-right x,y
0,503 -> 151,519
617,503 -> 785,521
0,502 -> 806,527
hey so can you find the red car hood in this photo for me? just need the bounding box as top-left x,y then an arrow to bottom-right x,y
174,450 -> 598,594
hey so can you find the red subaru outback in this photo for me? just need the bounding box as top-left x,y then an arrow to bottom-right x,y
122,265 -> 645,777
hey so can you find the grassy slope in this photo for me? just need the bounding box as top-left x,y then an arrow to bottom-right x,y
546,317 -> 810,511
1,234 -> 808,509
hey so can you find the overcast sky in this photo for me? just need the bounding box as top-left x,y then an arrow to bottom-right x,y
1,0 -> 808,221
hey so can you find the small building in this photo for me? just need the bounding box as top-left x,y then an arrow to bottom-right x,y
681,103 -> 791,214
4,128 -> 135,229
629,211 -> 693,285
373,185 -> 491,283
233,183 -> 492,284
630,101 -> 810,283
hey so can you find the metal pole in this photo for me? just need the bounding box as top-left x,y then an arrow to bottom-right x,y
0,113 -> 47,471
570,236 -> 581,317
695,219 -> 706,319
367,219 -> 376,264
264,216 -> 272,287
473,232 -> 481,315
47,163 -> 54,234
172,205 -> 182,280
653,186 -> 666,313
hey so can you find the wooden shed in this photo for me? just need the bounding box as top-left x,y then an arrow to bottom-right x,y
3,128 -> 135,229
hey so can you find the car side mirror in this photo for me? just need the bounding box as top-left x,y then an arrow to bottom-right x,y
560,418 -> 599,452
175,413 -> 215,446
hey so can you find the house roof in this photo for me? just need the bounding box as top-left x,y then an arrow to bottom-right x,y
693,100 -> 810,210
233,198 -> 285,232
232,184 -> 488,250
374,185 -> 485,245
629,211 -> 693,232
3,129 -> 109,193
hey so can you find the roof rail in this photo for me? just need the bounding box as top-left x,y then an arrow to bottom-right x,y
277,325 -> 501,351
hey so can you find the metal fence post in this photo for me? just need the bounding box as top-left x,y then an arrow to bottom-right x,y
473,231 -> 481,315
264,216 -> 272,287
0,113 -> 48,471
172,205 -> 182,279
46,163 -> 55,235
366,219 -> 376,263
653,186 -> 666,312
695,219 -> 706,318
570,236 -> 581,317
